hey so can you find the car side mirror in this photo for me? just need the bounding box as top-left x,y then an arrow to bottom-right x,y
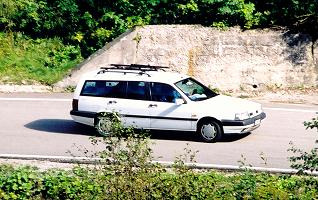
175,98 -> 185,105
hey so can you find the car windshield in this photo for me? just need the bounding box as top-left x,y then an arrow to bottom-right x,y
175,78 -> 218,101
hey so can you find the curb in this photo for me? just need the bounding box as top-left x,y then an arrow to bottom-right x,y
1,154 -> 317,176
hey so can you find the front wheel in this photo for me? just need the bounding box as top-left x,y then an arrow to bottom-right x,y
198,120 -> 223,143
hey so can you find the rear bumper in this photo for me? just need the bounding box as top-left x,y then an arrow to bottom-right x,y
70,110 -> 96,126
70,110 -> 96,118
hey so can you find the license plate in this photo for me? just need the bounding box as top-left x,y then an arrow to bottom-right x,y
254,119 -> 261,125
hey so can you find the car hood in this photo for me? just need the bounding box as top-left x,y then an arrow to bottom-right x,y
194,95 -> 262,119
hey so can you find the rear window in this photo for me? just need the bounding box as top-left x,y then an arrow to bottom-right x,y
80,80 -> 126,98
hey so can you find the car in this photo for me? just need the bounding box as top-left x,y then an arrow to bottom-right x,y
70,64 -> 266,142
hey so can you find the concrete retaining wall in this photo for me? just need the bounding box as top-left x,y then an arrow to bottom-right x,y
57,25 -> 318,91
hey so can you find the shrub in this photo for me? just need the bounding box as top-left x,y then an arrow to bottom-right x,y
0,165 -> 43,199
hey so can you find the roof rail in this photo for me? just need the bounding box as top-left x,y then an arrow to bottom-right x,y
101,64 -> 169,71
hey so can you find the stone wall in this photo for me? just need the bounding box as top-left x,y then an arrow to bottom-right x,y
57,25 -> 318,91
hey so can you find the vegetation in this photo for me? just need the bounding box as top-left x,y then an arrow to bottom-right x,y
0,0 -> 317,85
1,164 -> 318,199
0,32 -> 82,85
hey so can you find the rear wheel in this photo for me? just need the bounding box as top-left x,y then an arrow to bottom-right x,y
95,116 -> 112,136
95,112 -> 121,136
198,120 -> 222,142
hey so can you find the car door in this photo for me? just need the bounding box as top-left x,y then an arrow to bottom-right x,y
119,81 -> 151,129
149,82 -> 193,131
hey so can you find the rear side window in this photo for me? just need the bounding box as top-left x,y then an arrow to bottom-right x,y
126,81 -> 149,100
80,80 -> 126,98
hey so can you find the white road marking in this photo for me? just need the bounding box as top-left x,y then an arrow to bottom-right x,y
0,98 -> 71,102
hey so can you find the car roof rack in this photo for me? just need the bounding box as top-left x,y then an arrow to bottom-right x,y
97,64 -> 169,76
102,64 -> 168,71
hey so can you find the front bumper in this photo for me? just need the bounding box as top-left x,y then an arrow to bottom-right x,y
221,112 -> 266,134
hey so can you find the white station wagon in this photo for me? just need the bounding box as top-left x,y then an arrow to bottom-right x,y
70,64 -> 266,142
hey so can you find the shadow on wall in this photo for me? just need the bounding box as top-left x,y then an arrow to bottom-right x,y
25,119 -> 96,136
282,31 -> 312,65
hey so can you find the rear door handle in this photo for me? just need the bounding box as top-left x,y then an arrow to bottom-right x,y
149,104 -> 157,108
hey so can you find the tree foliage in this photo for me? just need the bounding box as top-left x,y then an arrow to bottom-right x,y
1,0 -> 317,57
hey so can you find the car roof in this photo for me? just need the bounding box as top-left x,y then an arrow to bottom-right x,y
82,68 -> 190,84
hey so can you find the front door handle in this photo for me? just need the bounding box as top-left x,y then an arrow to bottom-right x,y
108,100 -> 117,104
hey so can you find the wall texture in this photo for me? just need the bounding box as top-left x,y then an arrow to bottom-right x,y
57,25 -> 318,91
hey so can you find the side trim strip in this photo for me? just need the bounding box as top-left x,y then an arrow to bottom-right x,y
127,114 -> 197,121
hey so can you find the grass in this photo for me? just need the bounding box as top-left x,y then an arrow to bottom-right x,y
0,32 -> 83,86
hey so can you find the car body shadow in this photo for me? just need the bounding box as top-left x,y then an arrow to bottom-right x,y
25,119 -> 250,142
25,119 -> 97,136
220,133 -> 251,142
148,130 -> 200,142
148,130 -> 250,143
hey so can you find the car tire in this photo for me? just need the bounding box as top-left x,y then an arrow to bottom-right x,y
95,115 -> 113,136
198,120 -> 223,143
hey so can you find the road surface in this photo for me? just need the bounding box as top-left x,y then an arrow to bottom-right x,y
0,93 -> 317,169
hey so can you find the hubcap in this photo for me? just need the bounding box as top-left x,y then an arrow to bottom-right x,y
97,117 -> 112,136
201,123 -> 217,140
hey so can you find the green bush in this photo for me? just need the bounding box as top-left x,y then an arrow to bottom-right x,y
1,164 -> 318,199
0,165 -> 43,199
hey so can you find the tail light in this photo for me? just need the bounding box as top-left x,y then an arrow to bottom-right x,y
72,99 -> 79,111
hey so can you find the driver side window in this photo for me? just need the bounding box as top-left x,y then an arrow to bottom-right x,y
150,82 -> 181,103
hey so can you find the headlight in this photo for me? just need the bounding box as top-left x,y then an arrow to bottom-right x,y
235,112 -> 250,120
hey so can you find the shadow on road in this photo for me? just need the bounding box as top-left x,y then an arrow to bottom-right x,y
220,133 -> 251,142
149,130 -> 201,142
149,130 -> 250,143
25,119 -> 250,142
25,119 -> 96,136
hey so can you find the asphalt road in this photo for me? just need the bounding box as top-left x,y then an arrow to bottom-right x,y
0,93 -> 317,169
